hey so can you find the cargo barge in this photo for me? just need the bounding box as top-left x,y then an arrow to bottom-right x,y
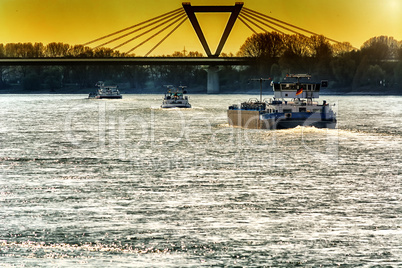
88,81 -> 122,99
161,85 -> 191,108
227,74 -> 337,129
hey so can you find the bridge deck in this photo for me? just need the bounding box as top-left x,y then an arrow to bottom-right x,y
0,57 -> 256,66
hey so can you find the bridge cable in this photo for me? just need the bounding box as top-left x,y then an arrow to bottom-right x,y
237,16 -> 258,35
241,9 -> 301,36
82,7 -> 182,46
93,9 -> 185,49
239,13 -> 285,34
145,17 -> 188,57
112,12 -> 186,51
238,14 -> 269,33
243,7 -> 341,44
243,7 -> 319,36
126,14 -> 187,54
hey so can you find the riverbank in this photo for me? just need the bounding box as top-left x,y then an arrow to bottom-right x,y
0,85 -> 401,95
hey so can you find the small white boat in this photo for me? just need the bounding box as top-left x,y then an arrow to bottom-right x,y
161,85 -> 191,108
88,81 -> 122,99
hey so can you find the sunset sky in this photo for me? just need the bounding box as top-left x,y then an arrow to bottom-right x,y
0,0 -> 401,56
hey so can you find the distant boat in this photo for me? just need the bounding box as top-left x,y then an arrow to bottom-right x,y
88,81 -> 122,99
228,74 -> 337,129
161,85 -> 191,108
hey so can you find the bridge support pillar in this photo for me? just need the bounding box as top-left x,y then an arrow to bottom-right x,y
207,65 -> 220,94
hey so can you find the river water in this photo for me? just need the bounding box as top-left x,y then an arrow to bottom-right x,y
0,94 -> 401,267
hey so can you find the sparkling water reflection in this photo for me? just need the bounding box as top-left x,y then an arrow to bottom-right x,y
0,94 -> 401,267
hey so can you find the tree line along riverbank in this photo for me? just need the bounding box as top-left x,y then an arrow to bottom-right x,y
1,33 -> 401,94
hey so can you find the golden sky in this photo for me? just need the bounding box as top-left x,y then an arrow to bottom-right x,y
0,0 -> 401,56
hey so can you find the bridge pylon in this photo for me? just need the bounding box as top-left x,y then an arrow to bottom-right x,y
183,2 -> 243,93
206,66 -> 220,94
182,2 -> 243,57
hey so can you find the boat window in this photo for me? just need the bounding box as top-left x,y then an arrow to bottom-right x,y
299,108 -> 306,112
283,109 -> 292,113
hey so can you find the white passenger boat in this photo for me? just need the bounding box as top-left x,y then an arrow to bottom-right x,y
88,81 -> 122,99
228,74 -> 337,129
161,85 -> 191,108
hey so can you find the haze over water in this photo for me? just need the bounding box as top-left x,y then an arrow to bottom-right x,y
0,94 -> 401,266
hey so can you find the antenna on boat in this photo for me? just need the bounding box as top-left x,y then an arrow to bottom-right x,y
250,78 -> 271,102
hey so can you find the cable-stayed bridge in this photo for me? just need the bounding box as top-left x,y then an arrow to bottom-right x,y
81,2 -> 340,57
0,2 -> 342,93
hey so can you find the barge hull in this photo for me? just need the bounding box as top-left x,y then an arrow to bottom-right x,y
228,110 -> 336,129
227,110 -> 273,129
274,119 -> 336,129
97,95 -> 122,99
161,104 -> 191,108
